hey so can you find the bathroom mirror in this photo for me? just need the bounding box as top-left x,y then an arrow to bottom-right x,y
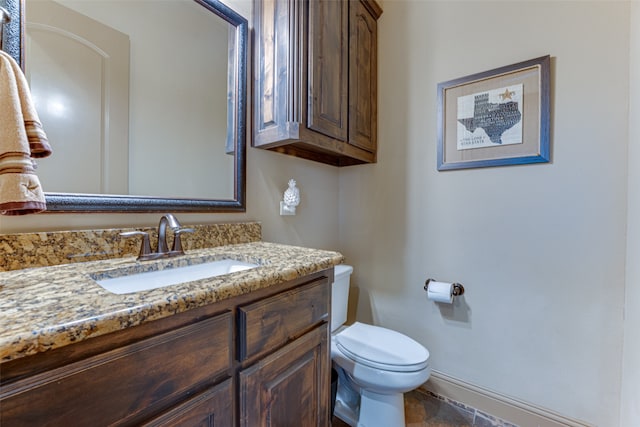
0,0 -> 247,212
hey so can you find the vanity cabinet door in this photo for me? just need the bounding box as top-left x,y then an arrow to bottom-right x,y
239,325 -> 330,427
141,379 -> 233,427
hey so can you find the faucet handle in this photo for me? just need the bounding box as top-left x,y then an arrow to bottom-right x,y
120,231 -> 152,260
171,228 -> 194,254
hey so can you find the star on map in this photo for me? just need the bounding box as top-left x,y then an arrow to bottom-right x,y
499,88 -> 515,100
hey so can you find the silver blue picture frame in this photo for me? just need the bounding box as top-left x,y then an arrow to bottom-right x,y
437,55 -> 551,171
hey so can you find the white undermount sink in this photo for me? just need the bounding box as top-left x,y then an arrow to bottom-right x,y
94,259 -> 258,295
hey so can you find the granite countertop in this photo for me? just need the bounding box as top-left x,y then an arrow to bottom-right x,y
0,241 -> 344,364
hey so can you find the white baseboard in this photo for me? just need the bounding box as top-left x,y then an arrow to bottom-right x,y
422,370 -> 594,427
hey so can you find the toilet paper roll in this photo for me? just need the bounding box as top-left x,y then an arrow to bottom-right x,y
427,281 -> 453,304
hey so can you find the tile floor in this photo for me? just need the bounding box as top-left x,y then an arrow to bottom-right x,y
332,388 -> 518,427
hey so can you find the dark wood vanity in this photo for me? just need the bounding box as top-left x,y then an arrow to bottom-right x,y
253,0 -> 383,166
0,269 -> 332,426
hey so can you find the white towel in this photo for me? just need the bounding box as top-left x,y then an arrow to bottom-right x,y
0,50 -> 52,215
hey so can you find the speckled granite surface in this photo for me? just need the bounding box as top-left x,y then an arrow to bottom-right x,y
0,222 -> 262,272
0,241 -> 344,363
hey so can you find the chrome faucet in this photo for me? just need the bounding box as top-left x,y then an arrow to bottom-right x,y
121,214 -> 193,261
157,213 -> 181,254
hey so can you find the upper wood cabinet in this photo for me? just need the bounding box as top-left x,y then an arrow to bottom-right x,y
253,0 -> 382,167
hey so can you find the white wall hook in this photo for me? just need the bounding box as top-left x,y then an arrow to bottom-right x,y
280,179 -> 300,215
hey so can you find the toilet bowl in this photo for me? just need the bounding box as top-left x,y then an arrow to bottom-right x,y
331,265 -> 431,427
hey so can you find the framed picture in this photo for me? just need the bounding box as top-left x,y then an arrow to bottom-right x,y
437,55 -> 550,171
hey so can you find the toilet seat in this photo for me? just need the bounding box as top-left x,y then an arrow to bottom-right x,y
335,322 -> 429,372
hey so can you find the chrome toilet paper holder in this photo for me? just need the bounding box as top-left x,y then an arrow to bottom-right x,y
424,278 -> 465,296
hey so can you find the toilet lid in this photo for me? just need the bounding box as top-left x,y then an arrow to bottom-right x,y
335,322 -> 429,372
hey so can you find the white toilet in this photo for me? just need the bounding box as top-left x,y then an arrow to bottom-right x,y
331,264 -> 431,427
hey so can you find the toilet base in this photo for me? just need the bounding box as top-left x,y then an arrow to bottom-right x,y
333,362 -> 413,427
334,382 -> 406,427
334,399 -> 358,426
358,390 -> 405,427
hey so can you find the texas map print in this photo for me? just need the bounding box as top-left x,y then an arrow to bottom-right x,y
456,84 -> 523,150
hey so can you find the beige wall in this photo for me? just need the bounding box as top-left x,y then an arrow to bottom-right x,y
621,2 -> 640,426
339,1 -> 629,426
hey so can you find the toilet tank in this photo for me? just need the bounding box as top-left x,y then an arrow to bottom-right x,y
331,264 -> 353,332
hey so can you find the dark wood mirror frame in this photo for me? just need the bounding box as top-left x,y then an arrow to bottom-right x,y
0,0 -> 247,212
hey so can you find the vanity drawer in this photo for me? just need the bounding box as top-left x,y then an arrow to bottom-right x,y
238,277 -> 329,361
0,311 -> 232,426
142,378 -> 234,427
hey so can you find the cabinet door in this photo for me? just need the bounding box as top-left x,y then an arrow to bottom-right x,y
142,379 -> 233,427
349,0 -> 378,153
239,325 -> 329,427
253,0 -> 303,146
307,0 -> 349,142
